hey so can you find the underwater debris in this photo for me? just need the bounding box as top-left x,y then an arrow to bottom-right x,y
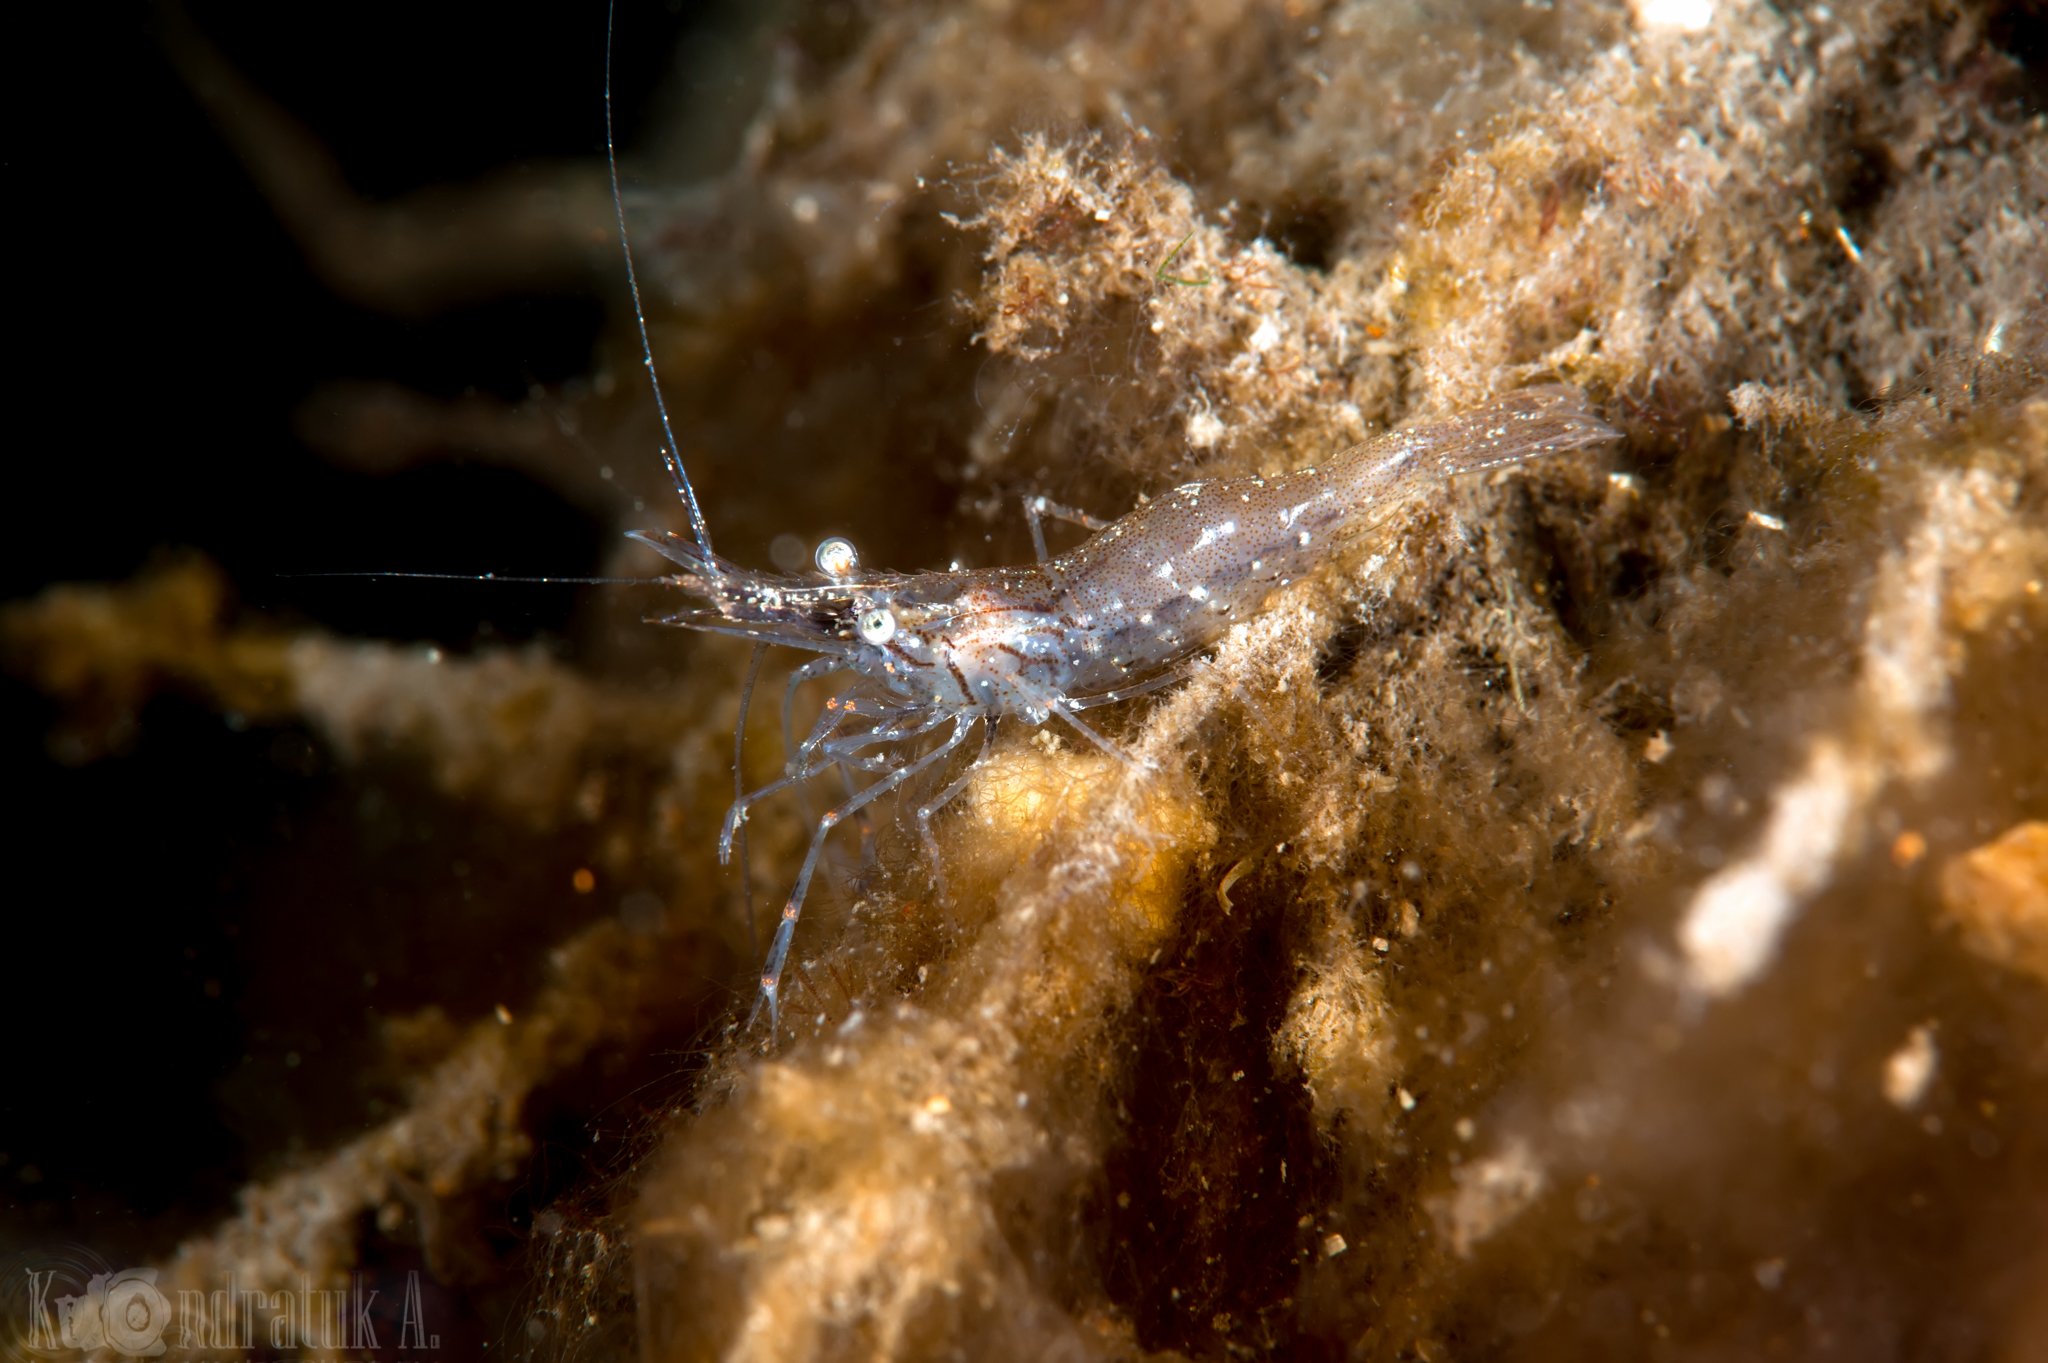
1942,821 -> 2048,984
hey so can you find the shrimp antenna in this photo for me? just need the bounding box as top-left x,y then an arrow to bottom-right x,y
286,571 -> 650,586
604,0 -> 714,555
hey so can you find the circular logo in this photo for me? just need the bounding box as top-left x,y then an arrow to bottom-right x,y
2,1251 -> 168,1360
96,1270 -> 172,1357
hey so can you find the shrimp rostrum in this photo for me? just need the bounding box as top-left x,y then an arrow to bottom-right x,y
628,385 -> 1619,1033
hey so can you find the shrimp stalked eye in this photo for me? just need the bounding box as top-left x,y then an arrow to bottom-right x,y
857,606 -> 897,645
815,536 -> 860,579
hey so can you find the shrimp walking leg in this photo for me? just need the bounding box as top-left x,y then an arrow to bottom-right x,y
1025,495 -> 1111,563
721,705 -> 852,861
780,657 -> 846,766
1067,656 -> 1209,711
751,714 -> 985,1035
720,702 -> 945,860
732,643 -> 768,950
1023,679 -> 1143,766
914,717 -> 1000,906
820,709 -> 954,880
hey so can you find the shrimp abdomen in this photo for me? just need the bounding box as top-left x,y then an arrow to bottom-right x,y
1044,386 -> 1618,696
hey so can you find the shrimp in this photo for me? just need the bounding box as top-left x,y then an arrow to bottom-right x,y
598,17 -> 1620,1038
624,387 -> 1618,1033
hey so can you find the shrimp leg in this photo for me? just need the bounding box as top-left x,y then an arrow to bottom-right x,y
1025,494 -> 1111,564
721,704 -> 852,861
1067,655 -> 1210,711
781,656 -> 848,768
914,717 -> 1000,906
732,644 -> 768,951
752,712 -> 984,1037
720,698 -> 940,860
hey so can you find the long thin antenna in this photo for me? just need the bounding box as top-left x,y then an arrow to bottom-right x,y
286,571 -> 652,585
605,0 -> 714,554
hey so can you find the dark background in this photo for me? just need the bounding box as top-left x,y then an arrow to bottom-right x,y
2,0 -> 728,1266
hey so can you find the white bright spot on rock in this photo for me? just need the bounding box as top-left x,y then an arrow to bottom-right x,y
1633,0 -> 1714,30
1679,743 -> 1854,996
1248,317 -> 1283,353
1186,410 -> 1226,448
1883,1024 -> 1938,1109
1435,1138 -> 1547,1257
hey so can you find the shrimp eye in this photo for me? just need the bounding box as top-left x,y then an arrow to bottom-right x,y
814,536 -> 860,579
856,606 -> 896,645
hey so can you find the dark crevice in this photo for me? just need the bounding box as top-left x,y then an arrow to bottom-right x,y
1830,138 -> 1897,229
1262,194 -> 1346,273
1096,871 -> 1335,1357
1314,615 -> 1376,687
1985,0 -> 2048,116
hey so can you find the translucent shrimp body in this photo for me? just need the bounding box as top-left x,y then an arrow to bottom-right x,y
628,385 -> 1619,1031
1032,384 -> 1617,703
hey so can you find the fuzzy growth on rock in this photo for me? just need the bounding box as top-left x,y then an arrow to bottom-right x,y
9,0 -> 2048,1360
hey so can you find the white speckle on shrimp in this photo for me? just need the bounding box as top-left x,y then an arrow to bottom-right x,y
1193,520 -> 1238,550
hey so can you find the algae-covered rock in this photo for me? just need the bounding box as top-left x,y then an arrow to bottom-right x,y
7,1 -> 2045,1359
